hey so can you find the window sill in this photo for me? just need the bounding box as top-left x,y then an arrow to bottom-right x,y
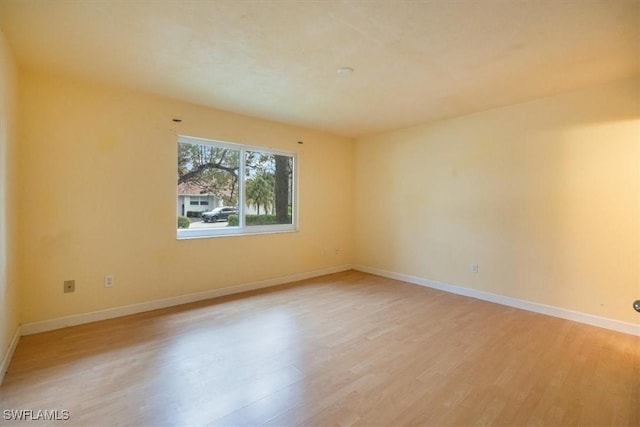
177,226 -> 298,240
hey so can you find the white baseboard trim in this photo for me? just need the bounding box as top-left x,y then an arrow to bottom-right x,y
1,325 -> 21,386
21,264 -> 353,336
354,265 -> 640,337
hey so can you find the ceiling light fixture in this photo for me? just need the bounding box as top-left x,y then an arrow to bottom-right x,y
336,67 -> 354,76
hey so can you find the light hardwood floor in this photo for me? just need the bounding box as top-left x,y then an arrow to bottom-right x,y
1,271 -> 638,426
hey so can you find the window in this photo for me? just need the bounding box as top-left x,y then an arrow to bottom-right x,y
188,196 -> 210,206
177,135 -> 297,238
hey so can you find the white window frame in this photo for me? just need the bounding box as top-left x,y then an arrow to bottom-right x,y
177,135 -> 298,239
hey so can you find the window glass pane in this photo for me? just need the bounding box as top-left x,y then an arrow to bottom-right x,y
244,151 -> 293,226
177,142 -> 240,230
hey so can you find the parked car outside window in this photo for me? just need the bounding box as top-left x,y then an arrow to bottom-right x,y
202,206 -> 238,223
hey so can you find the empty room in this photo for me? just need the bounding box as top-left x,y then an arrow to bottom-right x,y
0,1 -> 638,426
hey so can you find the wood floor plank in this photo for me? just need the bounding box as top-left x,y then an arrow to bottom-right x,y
1,270 -> 638,426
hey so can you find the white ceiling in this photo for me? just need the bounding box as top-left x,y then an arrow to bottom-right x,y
0,0 -> 638,137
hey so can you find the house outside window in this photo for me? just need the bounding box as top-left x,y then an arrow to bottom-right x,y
177,184 -> 217,218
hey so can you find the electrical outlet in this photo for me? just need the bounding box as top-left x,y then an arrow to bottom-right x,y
63,280 -> 75,293
104,275 -> 114,288
471,264 -> 479,273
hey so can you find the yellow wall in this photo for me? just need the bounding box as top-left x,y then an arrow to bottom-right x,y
355,78 -> 639,324
18,68 -> 354,323
0,29 -> 20,357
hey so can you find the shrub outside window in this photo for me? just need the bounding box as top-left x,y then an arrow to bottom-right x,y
176,135 -> 297,238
